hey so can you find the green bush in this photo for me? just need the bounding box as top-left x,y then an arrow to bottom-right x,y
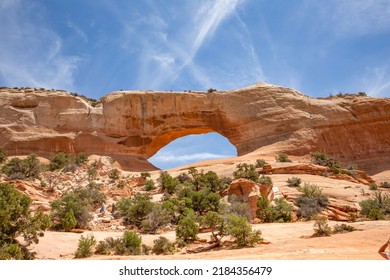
0,149 -> 6,164
49,152 -> 72,171
108,168 -> 120,180
176,216 -> 199,243
144,179 -> 155,191
152,237 -> 175,255
116,194 -> 154,226
177,186 -> 221,215
51,183 -> 106,230
310,152 -> 340,169
369,183 -> 378,190
62,210 -> 77,232
122,231 -> 142,255
158,171 -> 179,194
233,163 -> 259,182
256,196 -> 293,223
1,154 -> 42,179
255,159 -> 267,168
296,183 -> 329,220
275,153 -> 291,163
312,216 -> 332,237
226,214 -> 263,247
200,211 -> 226,244
191,169 -> 224,192
287,177 -> 301,187
332,223 -> 356,234
0,183 -> 51,259
258,175 -> 273,187
140,204 -> 170,234
140,172 -> 151,179
359,191 -> 390,220
87,165 -> 98,180
95,240 -> 111,255
75,234 -> 96,258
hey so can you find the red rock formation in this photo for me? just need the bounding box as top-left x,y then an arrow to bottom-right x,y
1,83 -> 390,171
227,178 -> 274,221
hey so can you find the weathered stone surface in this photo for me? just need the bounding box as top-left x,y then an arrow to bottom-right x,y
1,84 -> 390,171
227,178 -> 274,221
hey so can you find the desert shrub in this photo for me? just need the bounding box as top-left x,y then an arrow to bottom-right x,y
225,195 -> 251,221
144,179 -> 155,191
117,180 -> 126,189
380,182 -> 390,189
122,231 -> 142,255
207,88 -> 217,93
74,234 -> 96,258
312,216 -> 332,237
158,171 -> 179,194
51,183 -> 106,230
116,194 -> 154,227
152,237 -> 175,255
49,152 -> 72,171
332,223 -> 356,234
359,191 -> 390,220
256,196 -> 293,223
0,149 -> 6,164
62,210 -> 77,232
0,183 -> 51,259
1,154 -> 42,179
95,240 -> 111,255
176,216 -> 199,244
192,169 -> 224,192
275,153 -> 291,163
346,163 -> 358,170
176,172 -> 192,183
75,153 -> 88,165
226,214 -> 263,247
310,151 -> 340,169
296,183 -> 329,220
200,211 -> 226,244
255,159 -> 267,168
177,186 -> 220,215
258,175 -> 273,187
233,163 -> 259,182
87,165 -> 98,180
369,183 -> 378,190
287,177 -> 301,187
140,204 -> 171,234
140,172 -> 151,179
108,168 -> 120,180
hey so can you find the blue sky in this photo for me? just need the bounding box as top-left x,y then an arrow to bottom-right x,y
1,0 -> 390,169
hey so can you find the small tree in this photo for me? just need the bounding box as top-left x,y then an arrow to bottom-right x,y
226,214 -> 262,247
158,171 -> 179,194
176,216 -> 199,244
233,163 -> 259,182
75,234 -> 96,258
275,153 -> 292,163
200,211 -> 226,245
312,215 -> 332,237
255,159 -> 267,168
152,237 -> 175,255
116,194 -> 154,227
0,183 -> 51,259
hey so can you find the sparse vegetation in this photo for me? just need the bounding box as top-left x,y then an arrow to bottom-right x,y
49,152 -> 88,171
310,151 -> 340,170
359,191 -> 390,220
144,179 -> 155,191
116,194 -> 154,227
152,237 -> 175,255
258,175 -> 273,187
256,195 -> 293,223
0,148 -> 6,164
312,216 -> 332,237
108,168 -> 120,180
158,171 -> 179,194
276,153 -> 291,163
233,163 -> 259,182
255,159 -> 267,168
75,234 -> 96,258
287,177 -> 301,187
296,183 -> 329,220
0,183 -> 51,259
226,214 -> 263,247
1,154 -> 42,180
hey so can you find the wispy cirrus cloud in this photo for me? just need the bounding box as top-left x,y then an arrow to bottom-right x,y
362,65 -> 390,97
0,0 -> 81,90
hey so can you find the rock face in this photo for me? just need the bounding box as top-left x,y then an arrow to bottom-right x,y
227,178 -> 274,221
1,83 -> 390,171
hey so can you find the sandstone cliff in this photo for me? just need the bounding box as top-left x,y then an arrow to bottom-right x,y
1,83 -> 389,171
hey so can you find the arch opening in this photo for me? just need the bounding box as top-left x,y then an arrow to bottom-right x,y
148,132 -> 237,170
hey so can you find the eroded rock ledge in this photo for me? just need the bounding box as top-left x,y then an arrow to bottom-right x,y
1,83 -> 389,171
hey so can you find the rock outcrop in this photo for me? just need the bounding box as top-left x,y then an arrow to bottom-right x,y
227,178 -> 274,221
1,83 -> 390,171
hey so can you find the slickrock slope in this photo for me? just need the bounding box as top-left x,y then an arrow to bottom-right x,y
1,83 -> 389,171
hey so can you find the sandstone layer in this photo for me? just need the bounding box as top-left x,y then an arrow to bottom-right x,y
1,83 -> 390,171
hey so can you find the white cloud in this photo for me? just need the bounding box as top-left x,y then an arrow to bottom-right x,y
0,1 -> 81,90
363,65 -> 390,97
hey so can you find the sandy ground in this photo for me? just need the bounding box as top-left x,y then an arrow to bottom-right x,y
30,220 -> 390,260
